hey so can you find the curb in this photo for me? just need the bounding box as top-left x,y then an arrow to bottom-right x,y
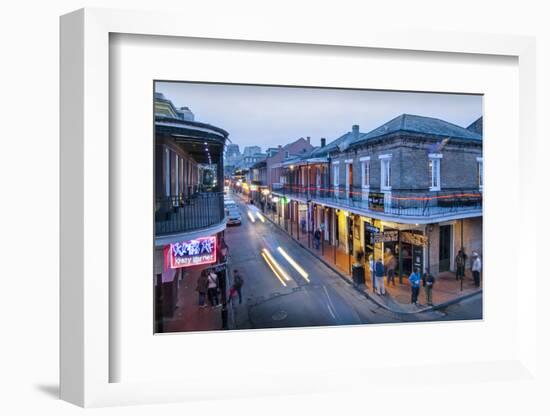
261,209 -> 482,315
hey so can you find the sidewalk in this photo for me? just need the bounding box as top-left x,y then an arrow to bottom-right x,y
261,205 -> 482,314
162,266 -> 223,333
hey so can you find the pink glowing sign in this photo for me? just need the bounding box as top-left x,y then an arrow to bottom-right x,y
168,236 -> 217,269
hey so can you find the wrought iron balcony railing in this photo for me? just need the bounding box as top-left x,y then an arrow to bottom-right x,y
155,192 -> 225,236
272,184 -> 482,218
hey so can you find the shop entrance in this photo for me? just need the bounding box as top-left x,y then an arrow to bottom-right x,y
439,224 -> 452,271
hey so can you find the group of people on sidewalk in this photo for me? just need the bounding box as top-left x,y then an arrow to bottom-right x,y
408,267 -> 435,306
365,247 -> 436,306
367,247 -> 397,296
195,268 -> 245,309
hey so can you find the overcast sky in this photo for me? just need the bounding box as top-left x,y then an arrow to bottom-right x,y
156,81 -> 482,151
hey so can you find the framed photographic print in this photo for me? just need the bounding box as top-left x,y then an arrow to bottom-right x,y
60,8 -> 537,408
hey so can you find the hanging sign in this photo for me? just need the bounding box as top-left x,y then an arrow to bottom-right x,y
401,231 -> 428,247
168,236 -> 217,268
373,230 -> 399,243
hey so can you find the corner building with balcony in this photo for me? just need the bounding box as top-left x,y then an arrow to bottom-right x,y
273,114 -> 483,285
154,93 -> 229,330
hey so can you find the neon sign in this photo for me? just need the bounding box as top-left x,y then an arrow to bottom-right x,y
169,236 -> 217,268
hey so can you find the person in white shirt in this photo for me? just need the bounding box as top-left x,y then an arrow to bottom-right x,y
207,271 -> 220,307
471,252 -> 482,288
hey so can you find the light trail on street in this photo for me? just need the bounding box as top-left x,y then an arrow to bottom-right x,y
277,246 -> 310,282
260,250 -> 287,287
262,248 -> 292,282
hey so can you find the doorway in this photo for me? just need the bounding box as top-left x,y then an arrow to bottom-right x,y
439,224 -> 452,271
347,163 -> 353,199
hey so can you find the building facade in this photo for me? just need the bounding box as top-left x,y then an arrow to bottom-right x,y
272,115 -> 483,281
154,94 -> 229,331
266,137 -> 314,190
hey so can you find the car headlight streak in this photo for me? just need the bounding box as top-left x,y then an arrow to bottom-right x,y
277,247 -> 310,282
261,250 -> 287,287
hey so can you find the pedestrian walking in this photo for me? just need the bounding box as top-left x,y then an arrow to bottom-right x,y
409,267 -> 421,305
455,249 -> 467,281
375,258 -> 386,295
422,268 -> 435,306
207,270 -> 220,307
300,218 -> 306,234
229,269 -> 244,304
196,270 -> 209,308
369,255 -> 376,292
384,248 -> 397,286
314,228 -> 321,250
472,252 -> 482,287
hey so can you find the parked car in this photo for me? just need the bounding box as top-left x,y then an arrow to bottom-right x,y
224,199 -> 237,209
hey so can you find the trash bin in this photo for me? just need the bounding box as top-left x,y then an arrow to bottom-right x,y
352,264 -> 365,286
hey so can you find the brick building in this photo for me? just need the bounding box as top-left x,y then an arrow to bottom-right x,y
266,137 -> 314,190
273,114 -> 482,280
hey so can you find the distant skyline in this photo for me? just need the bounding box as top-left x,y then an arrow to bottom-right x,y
156,81 -> 482,150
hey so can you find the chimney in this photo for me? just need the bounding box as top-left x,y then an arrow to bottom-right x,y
352,125 -> 360,141
306,136 -> 311,144
278,145 -> 282,149
321,138 -> 326,148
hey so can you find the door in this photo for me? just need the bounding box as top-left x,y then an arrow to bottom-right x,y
439,224 -> 452,271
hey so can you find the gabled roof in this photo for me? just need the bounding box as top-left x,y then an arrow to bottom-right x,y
467,117 -> 483,135
352,113 -> 482,147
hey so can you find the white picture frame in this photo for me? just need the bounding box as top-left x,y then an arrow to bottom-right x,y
60,8 -> 537,407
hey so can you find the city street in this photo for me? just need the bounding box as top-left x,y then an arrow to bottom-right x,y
224,191 -> 482,329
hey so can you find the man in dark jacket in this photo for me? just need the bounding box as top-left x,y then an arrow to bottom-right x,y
196,271 -> 209,308
375,258 -> 386,295
229,269 -> 244,304
314,229 -> 321,250
422,269 -> 435,306
455,249 -> 467,281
